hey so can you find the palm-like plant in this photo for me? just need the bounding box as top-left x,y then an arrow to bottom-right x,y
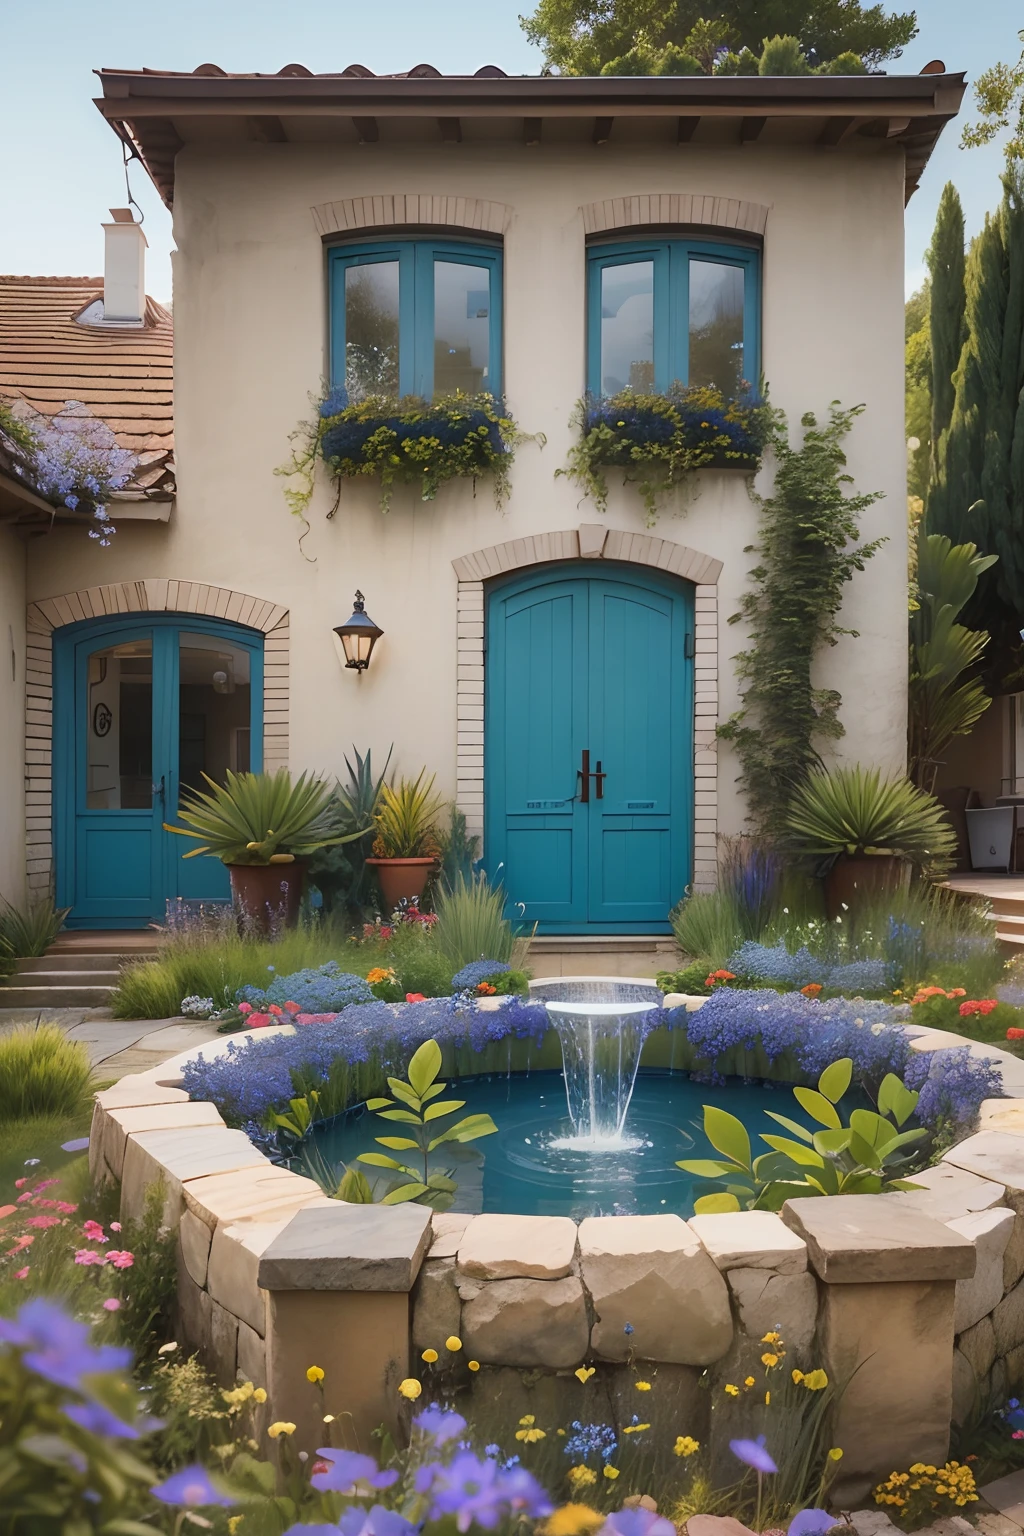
785,765 -> 957,870
909,534 -> 997,792
372,771 -> 444,858
164,768 -> 369,865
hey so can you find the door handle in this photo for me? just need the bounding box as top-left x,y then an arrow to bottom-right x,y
594,759 -> 606,800
578,748 -> 590,803
152,775 -> 165,803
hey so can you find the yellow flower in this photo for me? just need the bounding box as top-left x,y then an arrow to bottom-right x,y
398,1379 -> 422,1400
802,1369 -> 828,1391
268,1421 -> 296,1439
765,1391 -> 771,1406
623,1424 -> 650,1435
468,1360 -> 480,1372
517,1427 -> 547,1443
366,967 -> 396,984
828,1448 -> 843,1461
761,1332 -> 782,1345
744,1376 -> 756,1388
674,1436 -> 700,1458
761,1353 -> 780,1368
323,1414 -> 336,1424
306,1365 -> 325,1383
603,1465 -> 620,1480
543,1502 -> 603,1536
724,1384 -> 740,1397
791,1369 -> 804,1384
575,1367 -> 596,1383
446,1336 -> 463,1352
228,1519 -> 244,1535
252,1387 -> 267,1404
567,1467 -> 598,1491
635,1380 -> 652,1391
519,1415 -> 536,1425
422,1349 -> 439,1363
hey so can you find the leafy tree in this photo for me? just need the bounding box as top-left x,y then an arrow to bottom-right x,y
905,280 -> 930,501
962,27 -> 1024,163
521,0 -> 917,77
927,168 -> 1024,620
926,183 -> 966,488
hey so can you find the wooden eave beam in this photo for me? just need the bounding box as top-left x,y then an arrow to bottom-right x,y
524,117 -> 542,145
740,115 -> 767,142
439,117 -> 462,142
676,115 -> 700,142
352,116 -> 379,142
593,116 -> 613,144
248,115 -> 287,141
817,115 -> 857,146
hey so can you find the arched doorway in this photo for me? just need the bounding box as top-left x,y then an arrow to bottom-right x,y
53,614 -> 265,926
484,562 -> 694,933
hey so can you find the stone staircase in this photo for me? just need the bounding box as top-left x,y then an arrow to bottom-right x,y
526,934 -> 679,980
987,892 -> 1024,949
0,931 -> 159,1010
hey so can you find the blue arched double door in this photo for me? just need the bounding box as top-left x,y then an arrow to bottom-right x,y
54,615 -> 264,928
484,563 -> 694,933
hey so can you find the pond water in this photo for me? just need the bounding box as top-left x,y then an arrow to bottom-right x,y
308,1068 -> 811,1219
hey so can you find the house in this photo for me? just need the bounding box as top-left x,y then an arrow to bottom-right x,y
0,64 -> 964,948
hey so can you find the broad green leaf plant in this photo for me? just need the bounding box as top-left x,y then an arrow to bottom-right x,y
164,767 -> 369,865
679,1057 -> 926,1213
355,1039 -> 497,1209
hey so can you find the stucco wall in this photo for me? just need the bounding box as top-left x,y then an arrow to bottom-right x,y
25,137 -> 908,858
0,528 -> 26,903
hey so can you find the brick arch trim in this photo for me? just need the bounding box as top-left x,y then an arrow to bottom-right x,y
452,525 -> 721,894
311,194 -> 514,239
581,192 -> 769,238
24,579 -> 290,894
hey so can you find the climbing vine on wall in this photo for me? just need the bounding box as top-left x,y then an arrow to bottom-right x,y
718,403 -> 884,843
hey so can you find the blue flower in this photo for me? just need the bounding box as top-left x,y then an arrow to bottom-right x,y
730,1435 -> 777,1474
451,960 -> 511,991
0,1298 -> 131,1391
788,1511 -> 836,1536
61,1137 -> 90,1153
64,1400 -> 147,1439
151,1464 -> 236,1507
311,1447 -> 399,1492
426,1452 -> 549,1532
600,1510 -> 677,1536
414,1406 -> 469,1445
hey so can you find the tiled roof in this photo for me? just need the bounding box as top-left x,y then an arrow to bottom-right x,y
0,275 -> 174,500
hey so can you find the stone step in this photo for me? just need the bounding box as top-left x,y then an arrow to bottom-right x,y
47,931 -> 161,955
526,934 -> 678,980
16,953 -> 133,974
0,983 -> 116,1007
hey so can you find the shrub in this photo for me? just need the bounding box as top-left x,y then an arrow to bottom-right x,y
372,771 -> 444,859
784,765 -> 957,873
165,767 -> 363,865
433,873 -> 517,967
672,890 -> 750,967
0,1024 -> 93,1121
0,895 -> 69,960
238,962 -> 373,1014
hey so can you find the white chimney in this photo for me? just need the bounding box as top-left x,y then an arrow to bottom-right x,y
102,209 -> 147,323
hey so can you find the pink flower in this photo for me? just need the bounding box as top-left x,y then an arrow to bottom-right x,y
284,1000 -> 301,1014
34,1179 -> 59,1193
74,1249 -> 107,1266
268,1004 -> 284,1016
54,1202 -> 78,1216
13,1267 -> 29,1280
102,1297 -> 121,1311
107,1250 -> 134,1269
405,993 -> 426,1003
25,1215 -> 61,1229
109,1222 -> 121,1233
6,1236 -> 34,1256
1014,1430 -> 1024,1441
14,1178 -> 28,1190
247,1013 -> 271,1028
16,1192 -> 34,1204
238,1001 -> 253,1015
82,1220 -> 108,1243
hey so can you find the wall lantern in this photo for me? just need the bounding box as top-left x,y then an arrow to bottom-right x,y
334,591 -> 383,672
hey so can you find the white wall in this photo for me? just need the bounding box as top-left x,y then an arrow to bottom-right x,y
0,528 -> 26,903
25,135 -> 908,852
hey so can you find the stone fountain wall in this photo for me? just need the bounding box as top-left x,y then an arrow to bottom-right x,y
88,1027 -> 1024,1504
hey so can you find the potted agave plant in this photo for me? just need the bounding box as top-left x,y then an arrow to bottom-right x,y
164,768 -> 368,930
365,770 -> 444,910
785,765 -> 957,919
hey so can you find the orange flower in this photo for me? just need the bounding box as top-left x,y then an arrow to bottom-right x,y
801,983 -> 823,997
948,988 -> 967,998
406,993 -> 426,1003
475,982 -> 497,995
960,999 -> 998,1017
704,970 -> 737,988
1006,1028 -> 1024,1041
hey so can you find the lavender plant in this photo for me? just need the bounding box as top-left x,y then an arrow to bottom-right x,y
11,404 -> 136,546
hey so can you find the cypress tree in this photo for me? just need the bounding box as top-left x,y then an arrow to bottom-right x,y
926,183 -> 965,481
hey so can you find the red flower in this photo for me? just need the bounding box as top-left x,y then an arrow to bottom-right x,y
284,1000 -> 301,1014
801,983 -> 823,997
268,1004 -> 284,1017
13,1267 -> 29,1280
238,1002 -> 253,1015
1007,1028 -> 1024,1041
406,993 -> 426,1003
475,983 -> 497,996
247,1012 -> 271,1028
107,1250 -> 134,1269
960,999 -> 999,1017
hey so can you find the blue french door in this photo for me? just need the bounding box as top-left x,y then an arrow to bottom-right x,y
485,565 -> 694,933
54,616 -> 264,928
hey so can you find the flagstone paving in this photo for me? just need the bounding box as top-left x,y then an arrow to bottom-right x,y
0,1006 -> 220,1078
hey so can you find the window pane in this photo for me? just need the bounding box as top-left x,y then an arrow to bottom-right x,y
689,259 -> 745,395
178,634 -> 252,805
434,261 -> 491,395
600,261 -> 654,394
345,262 -> 400,399
86,641 -> 152,810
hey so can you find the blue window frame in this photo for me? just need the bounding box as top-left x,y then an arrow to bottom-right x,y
587,238 -> 760,397
329,238 -> 503,399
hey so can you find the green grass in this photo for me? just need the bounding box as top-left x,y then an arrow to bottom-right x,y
0,1024 -> 94,1121
432,873 -> 517,967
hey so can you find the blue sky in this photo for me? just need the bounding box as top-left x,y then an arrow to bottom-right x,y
0,0 -> 1019,302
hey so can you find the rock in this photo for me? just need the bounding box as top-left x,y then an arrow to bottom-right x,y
98,1100 -> 225,1183
121,1126 -> 268,1227
957,1314 -> 997,1378
607,1361 -> 708,1464
94,1077 -> 189,1111
686,1516 -> 758,1536
459,1363 -> 596,1443
948,1208 -> 1015,1333
944,1133 -> 1024,1202
624,1496 -> 658,1512
976,1513 -> 1024,1536
209,1298 -> 239,1386
1005,1216 -> 1024,1292
208,1216 -> 296,1337
688,1210 -> 808,1274
1005,1341 -> 1024,1387
980,1468 -> 1024,1525
237,1319 -> 266,1388
457,1214 -> 578,1280
886,1162 -> 1006,1221
184,1165 -> 328,1228
580,1214 -> 732,1366
846,1513 -> 898,1536
951,1347 -> 977,1426
979,1102 -> 1024,1137
412,1258 -> 462,1353
177,1264 -> 213,1359
179,1209 -> 213,1288
258,1202 -> 432,1292
781,1196 -> 975,1283
429,1212 -> 474,1259
993,1277 -> 1024,1358
725,1268 -> 818,1356
461,1276 -> 589,1368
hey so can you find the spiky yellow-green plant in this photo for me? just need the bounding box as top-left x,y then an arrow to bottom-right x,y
371,771 -> 444,859
164,768 -> 366,865
785,765 -> 957,872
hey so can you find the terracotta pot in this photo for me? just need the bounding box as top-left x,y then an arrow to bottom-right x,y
228,860 -> 307,933
365,857 -> 436,911
824,854 -> 910,920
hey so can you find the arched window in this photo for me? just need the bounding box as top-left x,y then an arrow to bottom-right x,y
587,237 -> 760,397
328,238 -> 503,399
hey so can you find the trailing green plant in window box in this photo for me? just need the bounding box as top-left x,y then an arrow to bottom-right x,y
559,384 -> 775,525
278,388 -> 536,518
